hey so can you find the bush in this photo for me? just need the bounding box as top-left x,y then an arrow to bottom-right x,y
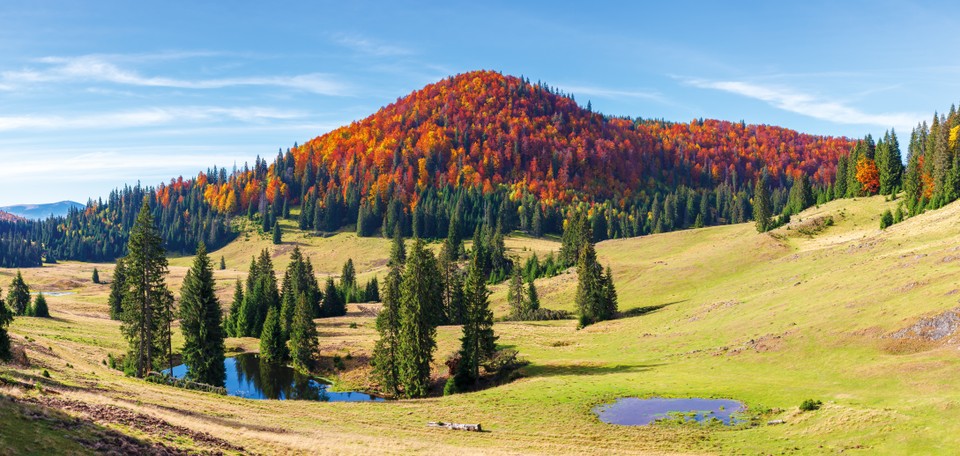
443,377 -> 459,396
879,209 -> 894,229
799,399 -> 822,411
41,369 -> 50,378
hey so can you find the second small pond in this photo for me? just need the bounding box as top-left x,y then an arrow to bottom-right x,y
594,397 -> 745,426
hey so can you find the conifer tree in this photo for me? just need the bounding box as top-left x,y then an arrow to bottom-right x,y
341,258 -> 356,291
507,262 -> 526,319
272,221 -> 282,244
753,175 -> 772,233
259,306 -> 288,364
600,265 -> 618,321
0,288 -> 12,361
225,279 -> 243,337
397,238 -> 442,398
31,292 -> 49,318
364,278 -> 380,302
289,296 -> 318,373
108,258 -> 126,320
455,252 -> 497,386
574,241 -> 604,328
371,233 -> 404,395
92,268 -> 100,284
219,256 -> 226,270
178,242 -> 226,387
834,155 -> 848,199
525,277 -> 540,316
121,200 -> 174,377
321,277 -> 345,317
8,271 -> 30,316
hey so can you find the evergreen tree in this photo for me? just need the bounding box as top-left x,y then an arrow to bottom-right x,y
108,258 -> 126,320
834,155 -> 848,199
371,233 -> 404,395
397,238 -> 442,398
8,271 -> 30,316
341,258 -> 357,290
753,175 -> 772,233
259,306 -> 288,364
238,250 -> 279,337
120,200 -> 174,377
575,240 -> 604,328
0,288 -> 12,361
600,265 -> 618,321
178,242 -> 226,387
785,173 -> 813,215
31,292 -> 49,318
525,277 -> 540,316
219,256 -> 226,270
507,262 -> 526,319
289,296 -> 318,373
225,279 -> 243,337
272,221 -> 282,244
455,252 -> 498,386
92,268 -> 100,284
364,277 -> 380,302
321,277 -> 345,317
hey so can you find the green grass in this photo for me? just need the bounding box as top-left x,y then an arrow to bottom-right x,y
5,195 -> 960,454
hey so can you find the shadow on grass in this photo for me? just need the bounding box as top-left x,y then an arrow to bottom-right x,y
617,300 -> 686,320
524,362 -> 665,378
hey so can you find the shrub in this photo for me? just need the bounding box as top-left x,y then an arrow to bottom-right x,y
879,209 -> 894,229
443,377 -> 459,396
799,399 -> 822,411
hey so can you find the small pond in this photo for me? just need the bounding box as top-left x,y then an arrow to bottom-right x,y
593,397 -> 745,426
166,353 -> 384,402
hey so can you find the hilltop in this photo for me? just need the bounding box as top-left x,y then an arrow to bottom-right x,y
0,201 -> 83,220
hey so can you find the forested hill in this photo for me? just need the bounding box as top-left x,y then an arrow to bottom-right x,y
1,70 -> 858,267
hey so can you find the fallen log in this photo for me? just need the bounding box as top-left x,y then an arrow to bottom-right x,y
427,421 -> 482,432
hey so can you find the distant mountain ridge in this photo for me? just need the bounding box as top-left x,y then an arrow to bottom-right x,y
0,201 -> 84,220
0,210 -> 24,222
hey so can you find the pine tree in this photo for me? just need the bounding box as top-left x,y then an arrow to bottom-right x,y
121,200 -> 174,377
31,292 -> 49,318
0,288 -> 12,361
525,277 -> 540,316
92,268 -> 100,284
371,235 -> 403,395
178,242 -> 226,387
8,271 -> 30,316
834,155 -> 848,198
455,252 -> 498,386
321,277 -> 345,317
289,296 -> 318,373
219,256 -> 226,270
574,241 -> 603,328
259,306 -> 288,364
108,258 -> 126,320
341,258 -> 356,290
397,238 -> 442,398
272,221 -> 282,244
753,175 -> 772,233
364,278 -> 380,302
507,262 -> 526,319
600,265 -> 618,321
225,279 -> 243,337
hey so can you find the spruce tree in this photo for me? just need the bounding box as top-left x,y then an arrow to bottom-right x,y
8,271 -> 30,316
507,262 -> 526,319
600,265 -> 619,321
525,277 -> 540,316
753,175 -> 772,233
272,221 -> 282,244
121,200 -> 174,377
289,296 -> 318,373
108,258 -> 126,320
397,238 -> 442,398
31,292 -> 49,318
341,258 -> 357,291
574,241 -> 603,328
364,278 -> 380,302
225,279 -> 243,337
92,268 -> 100,284
322,277 -> 345,317
371,235 -> 404,396
178,242 -> 226,387
219,256 -> 226,270
456,253 -> 498,386
0,288 -> 12,361
259,306 -> 288,364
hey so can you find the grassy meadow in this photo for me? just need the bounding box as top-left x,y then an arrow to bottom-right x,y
3,195 -> 960,454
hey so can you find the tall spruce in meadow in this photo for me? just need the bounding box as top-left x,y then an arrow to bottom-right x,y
455,252 -> 498,387
322,277 -> 345,317
525,277 -> 540,316
121,200 -> 174,377
600,265 -> 618,321
178,243 -> 226,387
92,268 -> 100,284
225,279 -> 243,337
785,173 -> 813,215
834,155 -> 848,199
574,240 -> 604,328
219,256 -> 226,270
507,262 -> 526,319
259,307 -> 288,364
238,249 -> 279,337
31,292 -> 49,318
108,258 -> 126,320
8,271 -> 30,316
397,238 -> 442,398
438,238 -> 460,325
0,288 -> 12,361
364,278 -> 380,302
289,295 -> 318,373
371,233 -> 405,395
280,247 -> 321,332
341,258 -> 356,290
753,175 -> 772,233
272,221 -> 282,244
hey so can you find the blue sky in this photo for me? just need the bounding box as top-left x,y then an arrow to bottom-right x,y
1,0 -> 958,206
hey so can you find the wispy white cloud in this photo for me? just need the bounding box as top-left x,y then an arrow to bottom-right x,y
333,34 -> 413,57
555,84 -> 667,102
1,55 -> 351,95
0,106 -> 306,131
686,78 -> 924,130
